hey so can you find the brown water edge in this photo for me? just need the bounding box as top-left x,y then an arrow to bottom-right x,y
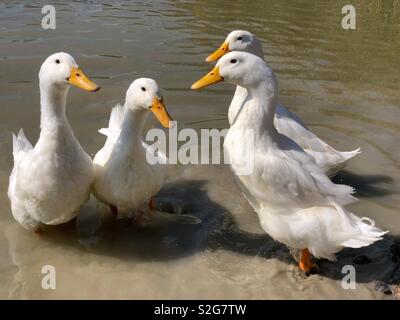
0,0 -> 399,299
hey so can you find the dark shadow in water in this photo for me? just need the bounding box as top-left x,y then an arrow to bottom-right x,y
41,180 -> 292,265
317,235 -> 400,289
332,170 -> 395,198
16,180 -> 400,287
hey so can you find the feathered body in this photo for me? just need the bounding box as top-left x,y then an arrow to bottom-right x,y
8,52 -> 98,230
93,104 -> 167,212
212,30 -> 361,176
92,78 -> 170,216
193,52 -> 386,262
229,86 -> 360,177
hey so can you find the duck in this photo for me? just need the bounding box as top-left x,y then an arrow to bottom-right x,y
191,51 -> 387,274
8,52 -> 100,233
92,78 -> 172,221
205,30 -> 361,177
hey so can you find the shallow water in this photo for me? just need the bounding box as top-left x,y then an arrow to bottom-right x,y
0,0 -> 399,299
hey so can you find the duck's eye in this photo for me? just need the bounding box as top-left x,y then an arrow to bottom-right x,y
230,59 -> 237,64
237,36 -> 242,41
141,87 -> 146,92
55,59 -> 60,64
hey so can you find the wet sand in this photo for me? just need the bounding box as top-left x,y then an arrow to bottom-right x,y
0,1 -> 399,299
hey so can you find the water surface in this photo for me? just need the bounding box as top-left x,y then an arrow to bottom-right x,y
0,0 -> 399,299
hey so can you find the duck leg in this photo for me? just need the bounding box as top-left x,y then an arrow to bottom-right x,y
110,205 -> 118,217
299,248 -> 319,275
147,197 -> 157,221
148,197 -> 156,211
34,226 -> 43,235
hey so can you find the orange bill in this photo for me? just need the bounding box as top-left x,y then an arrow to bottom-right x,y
191,66 -> 223,90
205,41 -> 229,62
151,97 -> 173,128
68,67 -> 100,92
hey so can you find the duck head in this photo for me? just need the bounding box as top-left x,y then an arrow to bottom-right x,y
192,51 -> 273,90
39,52 -> 100,92
125,78 -> 173,128
205,30 -> 264,62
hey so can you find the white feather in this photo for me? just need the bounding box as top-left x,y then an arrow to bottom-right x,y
226,31 -> 360,176
92,79 -> 169,216
8,52 -> 94,231
221,52 -> 386,261
11,129 -> 33,163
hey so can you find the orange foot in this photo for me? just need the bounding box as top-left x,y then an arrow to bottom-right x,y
110,205 -> 118,217
299,248 -> 319,275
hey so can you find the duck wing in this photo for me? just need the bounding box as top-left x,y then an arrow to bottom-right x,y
98,103 -> 125,146
274,103 -> 361,176
253,134 -> 358,209
8,129 -> 33,199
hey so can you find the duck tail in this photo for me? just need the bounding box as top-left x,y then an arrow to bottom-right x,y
340,147 -> 362,162
340,214 -> 388,248
98,103 -> 125,139
12,129 -> 32,163
326,147 -> 362,177
329,200 -> 388,248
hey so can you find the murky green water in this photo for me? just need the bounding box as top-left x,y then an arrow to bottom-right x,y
0,0 -> 399,299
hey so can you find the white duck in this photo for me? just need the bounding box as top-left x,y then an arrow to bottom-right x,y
92,78 -> 172,220
191,52 -> 386,274
205,30 -> 361,177
8,52 -> 100,232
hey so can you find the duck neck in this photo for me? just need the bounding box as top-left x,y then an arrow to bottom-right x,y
233,39 -> 265,110
118,106 -> 148,154
232,45 -> 264,123
248,38 -> 264,60
39,82 -> 70,132
235,80 -> 278,138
